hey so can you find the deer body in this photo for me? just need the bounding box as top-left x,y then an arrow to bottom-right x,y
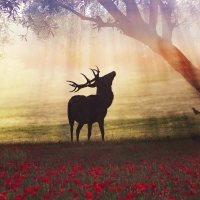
67,68 -> 116,142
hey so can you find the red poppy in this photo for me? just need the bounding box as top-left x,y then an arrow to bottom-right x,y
68,188 -> 75,193
73,167 -> 79,172
108,186 -> 115,191
74,179 -> 82,185
166,171 -> 171,177
57,166 -> 66,171
33,185 -> 41,192
23,188 -> 36,196
0,194 -> 7,200
64,178 -> 71,183
68,173 -> 75,178
94,184 -> 103,195
14,194 -> 26,200
104,180 -> 112,185
41,176 -> 51,184
126,193 -> 137,198
190,183 -> 198,190
85,191 -> 93,199
45,170 -> 56,176
186,191 -> 197,197
7,162 -> 14,167
73,192 -> 79,198
186,169 -> 193,175
116,186 -> 123,193
43,193 -> 51,199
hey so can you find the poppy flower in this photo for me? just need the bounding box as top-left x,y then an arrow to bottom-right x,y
57,166 -> 66,171
116,186 -> 123,193
85,191 -> 93,199
0,194 -> 7,200
73,192 -> 79,198
190,183 -> 198,190
186,191 -> 197,197
23,188 -> 36,196
45,171 -> 56,176
108,186 -> 115,191
14,194 -> 26,200
33,185 -> 41,192
68,188 -> 75,193
104,180 -> 112,185
7,162 -> 14,167
43,193 -> 51,199
41,176 -> 51,184
126,193 -> 137,198
94,184 -> 103,195
74,179 -> 82,185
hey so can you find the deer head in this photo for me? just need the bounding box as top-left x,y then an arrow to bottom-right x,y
67,66 -> 116,92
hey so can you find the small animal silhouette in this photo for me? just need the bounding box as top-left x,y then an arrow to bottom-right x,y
67,66 -> 116,142
192,108 -> 200,115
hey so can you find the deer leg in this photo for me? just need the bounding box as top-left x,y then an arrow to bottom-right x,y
69,120 -> 74,142
76,123 -> 83,142
88,123 -> 92,141
98,120 -> 105,141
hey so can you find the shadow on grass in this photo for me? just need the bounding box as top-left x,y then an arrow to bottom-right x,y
1,114 -> 200,144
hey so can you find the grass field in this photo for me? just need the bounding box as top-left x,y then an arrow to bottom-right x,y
1,71 -> 200,143
1,70 -> 200,199
1,115 -> 200,143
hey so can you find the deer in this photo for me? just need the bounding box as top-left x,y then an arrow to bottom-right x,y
67,66 -> 116,142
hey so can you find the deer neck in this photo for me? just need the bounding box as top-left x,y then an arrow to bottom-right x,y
97,87 -> 114,108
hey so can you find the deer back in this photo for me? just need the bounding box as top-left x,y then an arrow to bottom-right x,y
68,94 -> 108,124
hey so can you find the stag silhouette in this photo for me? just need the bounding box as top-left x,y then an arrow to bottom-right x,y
67,66 -> 116,142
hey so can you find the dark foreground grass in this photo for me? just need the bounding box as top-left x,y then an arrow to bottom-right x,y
0,139 -> 200,199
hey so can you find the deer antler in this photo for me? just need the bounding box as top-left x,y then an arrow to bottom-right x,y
67,76 -> 90,92
90,65 -> 100,79
67,66 -> 100,92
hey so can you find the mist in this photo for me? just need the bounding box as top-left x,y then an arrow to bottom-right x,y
1,20 -> 200,129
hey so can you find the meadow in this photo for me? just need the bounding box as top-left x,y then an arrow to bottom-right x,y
1,71 -> 200,142
1,71 -> 200,199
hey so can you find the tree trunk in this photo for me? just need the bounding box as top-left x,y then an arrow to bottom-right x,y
123,28 -> 200,93
151,39 -> 200,93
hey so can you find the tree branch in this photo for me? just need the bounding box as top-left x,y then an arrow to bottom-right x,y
123,0 -> 144,25
149,0 -> 159,32
97,0 -> 158,44
159,0 -> 175,42
57,0 -> 157,45
55,1 -> 119,30
97,0 -> 129,25
55,1 -> 96,22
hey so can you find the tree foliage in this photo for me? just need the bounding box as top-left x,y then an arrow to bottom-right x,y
0,0 -> 200,41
